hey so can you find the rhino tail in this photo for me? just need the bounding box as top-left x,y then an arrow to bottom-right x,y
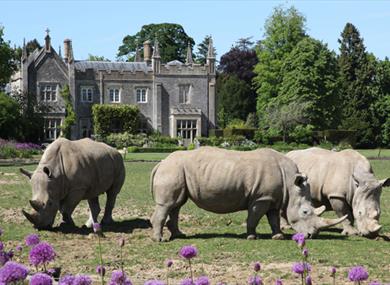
150,162 -> 161,201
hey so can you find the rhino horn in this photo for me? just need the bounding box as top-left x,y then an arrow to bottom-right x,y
316,215 -> 348,230
22,209 -> 37,225
29,200 -> 44,212
20,168 -> 33,179
313,205 -> 326,216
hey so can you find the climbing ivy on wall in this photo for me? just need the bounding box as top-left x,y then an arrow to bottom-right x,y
60,85 -> 76,139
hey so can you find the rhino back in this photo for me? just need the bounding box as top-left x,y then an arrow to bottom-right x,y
155,147 -> 294,213
43,138 -> 124,199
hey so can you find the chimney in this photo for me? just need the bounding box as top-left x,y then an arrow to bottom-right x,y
44,28 -> 51,52
63,39 -> 72,63
143,40 -> 152,64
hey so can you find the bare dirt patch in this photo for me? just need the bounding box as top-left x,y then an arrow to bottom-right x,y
0,208 -> 26,223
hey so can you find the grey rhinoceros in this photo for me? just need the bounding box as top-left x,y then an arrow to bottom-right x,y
287,147 -> 390,238
150,147 -> 346,241
20,138 -> 125,229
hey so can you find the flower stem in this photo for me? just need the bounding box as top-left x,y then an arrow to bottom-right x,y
166,267 -> 170,285
98,235 -> 104,285
120,246 -> 124,273
189,259 -> 194,283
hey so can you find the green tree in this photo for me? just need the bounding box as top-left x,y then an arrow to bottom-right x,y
338,23 -> 376,147
253,6 -> 307,120
216,74 -> 253,124
196,35 -> 216,64
117,23 -> 194,63
0,26 -> 17,88
14,39 -> 41,64
60,85 -> 76,139
277,37 -> 340,130
87,54 -> 110,61
0,92 -> 21,139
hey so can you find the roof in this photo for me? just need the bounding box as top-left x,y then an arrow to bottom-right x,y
74,61 -> 152,73
166,60 -> 184,66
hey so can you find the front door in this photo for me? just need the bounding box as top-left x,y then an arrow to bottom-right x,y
177,119 -> 197,146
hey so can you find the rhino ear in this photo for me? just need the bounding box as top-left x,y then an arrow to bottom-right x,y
43,166 -> 53,178
380,178 -> 390,188
294,173 -> 307,187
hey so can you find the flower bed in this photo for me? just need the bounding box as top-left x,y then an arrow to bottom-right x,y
0,139 -> 42,159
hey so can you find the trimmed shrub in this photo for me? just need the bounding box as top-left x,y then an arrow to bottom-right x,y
92,104 -> 140,138
127,146 -> 186,153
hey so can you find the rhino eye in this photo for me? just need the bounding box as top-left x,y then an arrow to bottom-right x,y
358,211 -> 362,216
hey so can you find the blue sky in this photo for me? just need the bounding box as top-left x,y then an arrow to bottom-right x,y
1,0 -> 390,61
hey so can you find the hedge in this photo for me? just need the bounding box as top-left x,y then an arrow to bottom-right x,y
92,104 -> 140,138
127,146 -> 186,153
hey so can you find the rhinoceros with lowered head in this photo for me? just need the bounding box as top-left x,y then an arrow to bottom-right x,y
287,147 -> 390,238
150,147 -> 346,241
20,138 -> 125,229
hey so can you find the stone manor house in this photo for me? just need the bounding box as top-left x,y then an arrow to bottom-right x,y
18,31 -> 216,143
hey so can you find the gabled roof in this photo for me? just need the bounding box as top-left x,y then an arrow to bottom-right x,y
74,61 -> 152,73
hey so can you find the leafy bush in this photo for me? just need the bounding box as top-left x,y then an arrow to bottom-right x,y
226,119 -> 246,129
127,146 -> 186,153
289,125 -> 314,144
92,104 -> 140,138
105,132 -> 148,149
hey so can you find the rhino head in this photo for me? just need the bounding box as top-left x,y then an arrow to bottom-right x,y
352,175 -> 390,238
20,166 -> 61,229
287,174 -> 347,238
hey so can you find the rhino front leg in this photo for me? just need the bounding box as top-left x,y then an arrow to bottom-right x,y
267,209 -> 284,240
246,200 -> 271,240
85,197 -> 101,228
329,198 -> 358,236
167,206 -> 186,240
102,182 -> 122,225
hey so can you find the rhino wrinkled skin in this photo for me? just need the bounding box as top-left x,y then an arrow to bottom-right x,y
20,138 -> 125,229
287,147 -> 390,238
150,147 -> 346,241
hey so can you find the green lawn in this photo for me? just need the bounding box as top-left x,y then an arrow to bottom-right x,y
0,156 -> 389,284
124,152 -> 169,161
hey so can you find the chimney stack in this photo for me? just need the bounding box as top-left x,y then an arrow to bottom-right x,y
63,39 -> 72,63
143,40 -> 151,64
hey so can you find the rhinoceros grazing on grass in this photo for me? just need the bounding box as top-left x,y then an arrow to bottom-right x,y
150,147 -> 346,241
20,138 -> 125,229
287,147 -> 390,238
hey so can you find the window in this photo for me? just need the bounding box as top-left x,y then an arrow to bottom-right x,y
40,84 -> 58,102
44,118 -> 61,140
109,88 -> 120,103
179,85 -> 191,104
177,119 -> 197,140
81,87 -> 93,102
136,88 -> 147,103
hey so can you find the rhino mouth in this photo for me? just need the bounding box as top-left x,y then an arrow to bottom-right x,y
22,209 -> 54,230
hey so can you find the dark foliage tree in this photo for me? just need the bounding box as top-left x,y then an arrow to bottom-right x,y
196,35 -> 216,64
87,54 -> 110,61
0,92 -> 21,139
117,23 -> 194,63
0,27 -> 17,88
14,39 -> 41,64
338,23 -> 376,147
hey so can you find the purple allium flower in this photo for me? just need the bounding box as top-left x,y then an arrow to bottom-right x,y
275,279 -> 283,285
109,270 -> 132,285
302,248 -> 308,258
47,269 -> 55,276
179,245 -> 198,259
25,234 -> 40,247
96,265 -> 106,277
93,223 -> 101,233
166,259 -> 173,268
180,278 -> 194,285
30,273 -> 53,285
7,250 -> 14,260
29,242 -> 56,267
253,261 -> 261,272
305,275 -> 312,285
144,280 -> 166,285
0,251 -> 10,266
58,274 -> 75,285
0,261 -> 29,284
369,282 -> 381,285
330,267 -> 336,276
73,275 -> 92,285
195,276 -> 210,285
292,262 -> 311,275
348,266 -> 369,282
15,244 -> 23,252
248,276 -> 263,285
0,241 -> 3,251
292,233 -> 305,247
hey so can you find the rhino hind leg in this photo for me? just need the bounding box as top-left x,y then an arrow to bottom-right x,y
151,205 -> 171,242
101,181 -> 122,225
167,206 -> 187,240
85,197 -> 101,228
328,198 -> 358,236
266,209 -> 284,240
246,200 -> 271,240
